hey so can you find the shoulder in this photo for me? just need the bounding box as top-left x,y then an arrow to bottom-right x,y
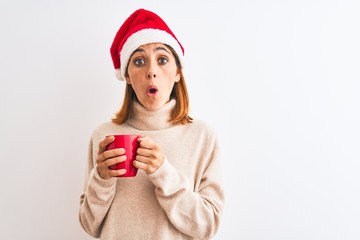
189,118 -> 212,129
187,118 -> 218,139
187,118 -> 221,157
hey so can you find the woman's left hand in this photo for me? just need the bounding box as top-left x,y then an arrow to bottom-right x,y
134,136 -> 164,174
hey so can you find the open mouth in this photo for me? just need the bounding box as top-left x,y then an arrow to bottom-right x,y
147,86 -> 158,95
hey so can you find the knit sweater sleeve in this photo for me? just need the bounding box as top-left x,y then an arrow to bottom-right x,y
148,131 -> 225,239
78,137 -> 117,238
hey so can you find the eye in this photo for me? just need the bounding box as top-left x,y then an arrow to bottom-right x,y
134,58 -> 145,66
158,57 -> 168,65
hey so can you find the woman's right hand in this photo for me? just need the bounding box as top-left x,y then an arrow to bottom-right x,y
96,136 -> 127,180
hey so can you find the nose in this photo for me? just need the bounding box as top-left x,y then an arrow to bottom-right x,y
146,60 -> 157,79
147,71 -> 156,78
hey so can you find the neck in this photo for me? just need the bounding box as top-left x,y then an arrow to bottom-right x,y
126,99 -> 176,130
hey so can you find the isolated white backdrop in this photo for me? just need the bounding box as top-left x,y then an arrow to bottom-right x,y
1,0 -> 359,239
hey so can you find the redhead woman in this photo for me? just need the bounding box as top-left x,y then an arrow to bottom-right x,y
79,8 -> 225,240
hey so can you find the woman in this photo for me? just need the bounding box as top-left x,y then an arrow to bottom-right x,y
79,8 -> 225,240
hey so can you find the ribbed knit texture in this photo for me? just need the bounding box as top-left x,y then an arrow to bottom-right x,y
79,99 -> 225,239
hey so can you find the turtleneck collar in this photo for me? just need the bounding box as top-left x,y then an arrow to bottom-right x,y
126,99 -> 176,131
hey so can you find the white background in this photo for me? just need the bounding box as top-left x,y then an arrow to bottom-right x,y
1,0 -> 359,239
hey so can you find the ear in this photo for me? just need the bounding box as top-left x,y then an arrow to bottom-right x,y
175,73 -> 180,82
126,76 -> 131,84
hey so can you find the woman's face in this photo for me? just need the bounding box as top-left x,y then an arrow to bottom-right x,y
126,43 -> 180,111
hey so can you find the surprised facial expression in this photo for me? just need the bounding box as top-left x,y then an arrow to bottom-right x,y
126,43 -> 180,111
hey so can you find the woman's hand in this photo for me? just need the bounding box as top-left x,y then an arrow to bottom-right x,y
96,136 -> 127,179
134,136 -> 164,174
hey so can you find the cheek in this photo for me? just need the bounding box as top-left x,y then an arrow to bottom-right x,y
164,80 -> 176,92
127,68 -> 143,84
164,67 -> 178,81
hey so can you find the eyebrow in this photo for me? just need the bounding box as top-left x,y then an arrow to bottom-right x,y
132,46 -> 170,54
154,46 -> 170,54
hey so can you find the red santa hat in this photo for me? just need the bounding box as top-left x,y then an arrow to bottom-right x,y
110,8 -> 185,81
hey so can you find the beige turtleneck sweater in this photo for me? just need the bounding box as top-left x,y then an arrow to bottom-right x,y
79,99 -> 225,240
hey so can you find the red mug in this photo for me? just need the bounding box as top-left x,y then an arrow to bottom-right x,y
105,134 -> 140,177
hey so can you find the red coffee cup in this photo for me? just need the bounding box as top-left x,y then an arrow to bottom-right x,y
105,134 -> 140,177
